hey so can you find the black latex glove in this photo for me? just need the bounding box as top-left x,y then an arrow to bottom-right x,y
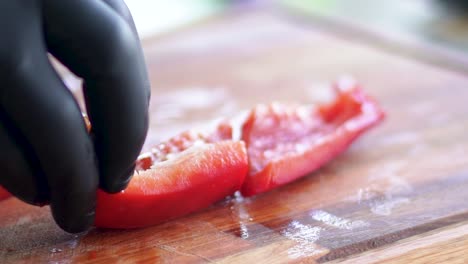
0,0 -> 150,233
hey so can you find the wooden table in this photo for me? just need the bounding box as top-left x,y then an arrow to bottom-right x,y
1,9 -> 468,263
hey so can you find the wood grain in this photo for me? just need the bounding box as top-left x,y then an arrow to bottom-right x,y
2,9 -> 468,263
332,221 -> 468,263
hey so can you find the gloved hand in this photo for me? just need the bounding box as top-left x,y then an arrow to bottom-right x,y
0,0 -> 150,233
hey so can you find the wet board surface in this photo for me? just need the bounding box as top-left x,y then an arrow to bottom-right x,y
1,10 -> 468,263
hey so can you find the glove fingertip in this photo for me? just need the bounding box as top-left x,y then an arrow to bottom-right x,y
100,164 -> 135,194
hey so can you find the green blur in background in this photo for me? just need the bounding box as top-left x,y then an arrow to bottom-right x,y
126,0 -> 468,54
280,0 -> 468,53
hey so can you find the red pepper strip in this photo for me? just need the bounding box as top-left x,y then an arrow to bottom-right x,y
240,85 -> 385,196
94,123 -> 248,229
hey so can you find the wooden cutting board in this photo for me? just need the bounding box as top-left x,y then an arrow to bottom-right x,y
2,10 -> 468,263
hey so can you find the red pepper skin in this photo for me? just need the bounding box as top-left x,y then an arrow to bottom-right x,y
95,141 -> 248,229
240,86 -> 385,196
0,186 -> 10,201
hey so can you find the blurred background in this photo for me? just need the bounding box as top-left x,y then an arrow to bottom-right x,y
125,0 -> 468,57
118,0 -> 468,148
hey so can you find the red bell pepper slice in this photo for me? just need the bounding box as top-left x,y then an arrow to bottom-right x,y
240,84 -> 385,196
94,123 -> 249,229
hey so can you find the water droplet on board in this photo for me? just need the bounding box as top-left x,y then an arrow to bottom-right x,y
310,210 -> 369,230
280,221 -> 326,259
350,161 -> 414,216
50,248 -> 63,253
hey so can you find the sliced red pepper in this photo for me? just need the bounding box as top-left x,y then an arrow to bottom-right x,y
1,83 -> 385,229
94,123 -> 248,229
240,84 -> 385,196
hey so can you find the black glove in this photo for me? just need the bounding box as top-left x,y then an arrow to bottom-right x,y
0,0 -> 150,233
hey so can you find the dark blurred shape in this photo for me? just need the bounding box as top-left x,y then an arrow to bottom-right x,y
436,0 -> 468,15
